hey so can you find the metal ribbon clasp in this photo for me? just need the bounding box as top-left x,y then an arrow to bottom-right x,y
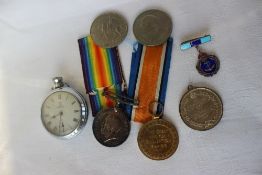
102,90 -> 139,107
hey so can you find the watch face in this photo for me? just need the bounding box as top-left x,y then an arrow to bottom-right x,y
41,91 -> 82,137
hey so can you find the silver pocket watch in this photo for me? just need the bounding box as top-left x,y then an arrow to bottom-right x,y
41,77 -> 88,139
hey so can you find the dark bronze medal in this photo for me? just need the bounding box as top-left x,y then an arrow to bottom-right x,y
92,90 -> 138,147
93,108 -> 130,147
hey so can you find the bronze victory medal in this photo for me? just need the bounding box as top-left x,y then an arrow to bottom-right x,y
90,12 -> 128,48
179,86 -> 223,131
92,108 -> 130,147
137,119 -> 179,160
133,9 -> 172,46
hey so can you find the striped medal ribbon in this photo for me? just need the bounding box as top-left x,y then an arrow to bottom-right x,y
78,36 -> 126,116
127,38 -> 173,123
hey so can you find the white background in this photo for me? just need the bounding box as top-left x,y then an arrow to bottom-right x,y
0,0 -> 262,174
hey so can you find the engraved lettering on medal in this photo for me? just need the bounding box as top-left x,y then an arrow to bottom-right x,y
138,119 -> 179,160
180,88 -> 223,130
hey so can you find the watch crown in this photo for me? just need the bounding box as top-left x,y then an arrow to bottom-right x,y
52,77 -> 64,89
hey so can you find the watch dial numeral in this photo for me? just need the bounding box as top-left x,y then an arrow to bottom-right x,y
73,118 -> 79,122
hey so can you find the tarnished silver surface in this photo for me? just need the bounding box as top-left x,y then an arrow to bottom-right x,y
179,86 -> 223,131
133,9 -> 172,46
90,12 -> 128,48
92,108 -> 130,147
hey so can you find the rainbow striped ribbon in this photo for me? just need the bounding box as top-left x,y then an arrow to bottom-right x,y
126,38 -> 173,123
78,36 -> 125,116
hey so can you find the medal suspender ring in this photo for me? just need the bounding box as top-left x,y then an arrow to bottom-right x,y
148,100 -> 164,119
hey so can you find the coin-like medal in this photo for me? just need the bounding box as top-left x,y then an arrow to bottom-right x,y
133,9 -> 172,46
138,118 -> 179,160
179,86 -> 223,131
92,108 -> 130,147
90,12 -> 128,48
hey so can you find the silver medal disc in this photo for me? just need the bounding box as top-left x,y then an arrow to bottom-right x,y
90,12 -> 128,48
133,9 -> 172,46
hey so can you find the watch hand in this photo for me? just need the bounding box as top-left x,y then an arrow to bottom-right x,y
58,111 -> 62,134
62,121 -> 65,133
52,111 -> 63,119
61,112 -> 64,133
60,111 -> 64,133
